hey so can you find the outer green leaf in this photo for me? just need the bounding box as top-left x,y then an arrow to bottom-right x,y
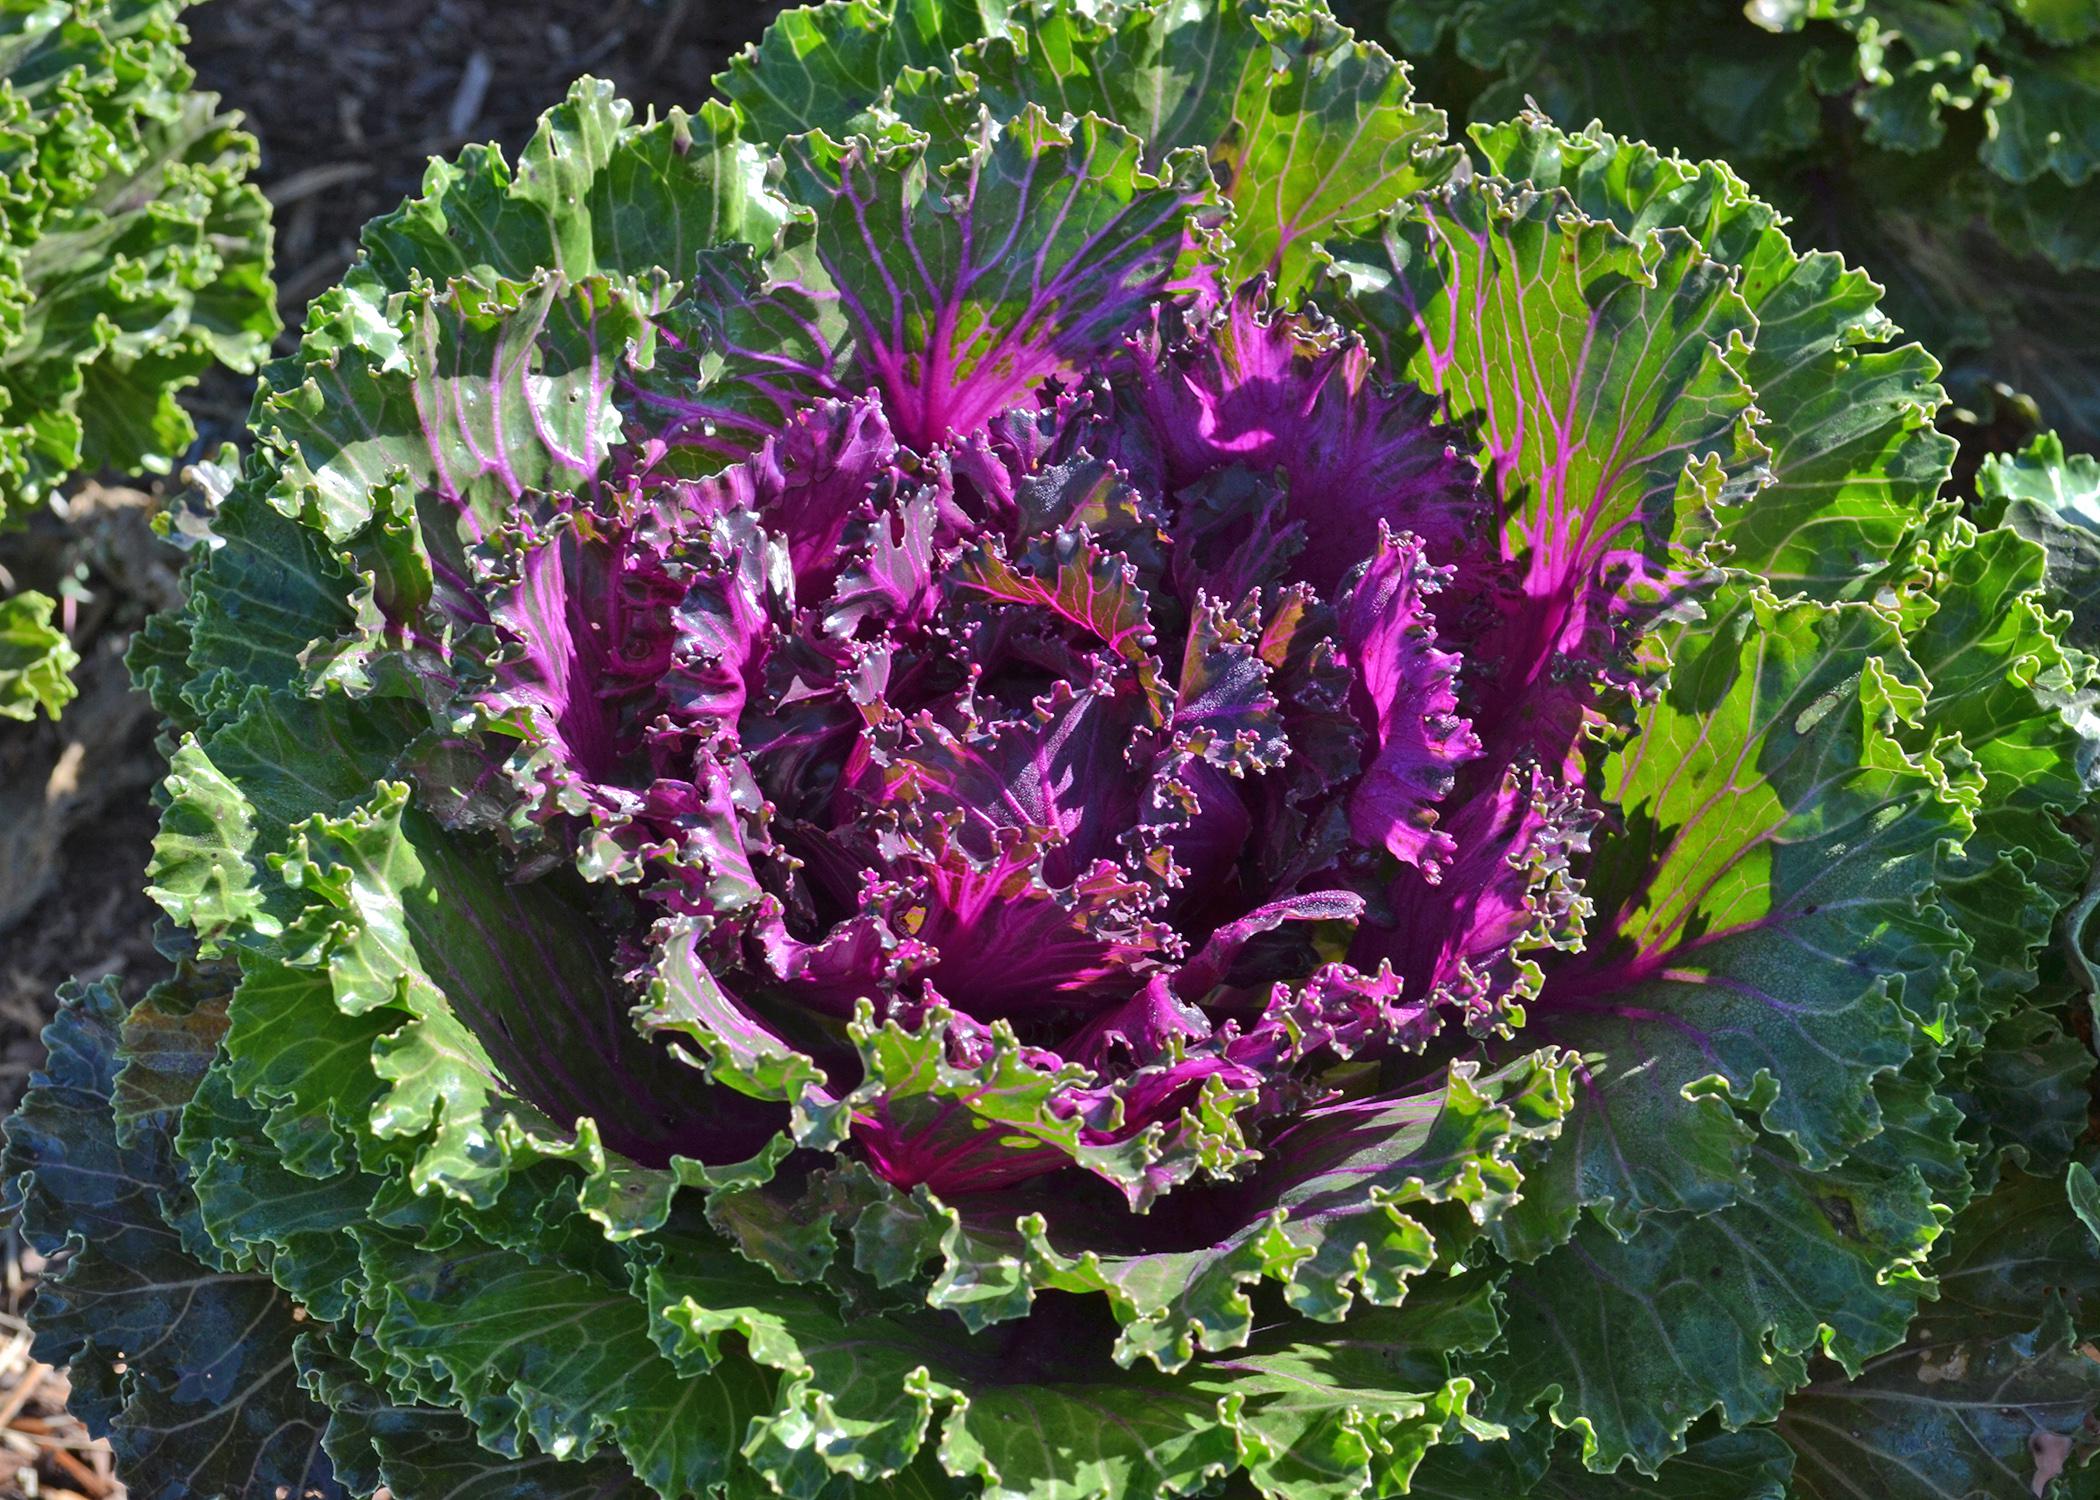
650,1237 -> 1501,1500
358,1230 -> 773,1496
1486,1073 -> 1957,1476
918,0 -> 1459,294
715,0 -> 1012,143
1955,1005 -> 2093,1183
2070,1162 -> 2100,1250
1506,586 -> 1965,1243
1900,524 -> 2091,1034
251,77 -> 787,549
659,105 -> 1217,453
144,687 -> 414,947
1470,115 -> 1955,602
948,1277 -> 1498,1500
1327,173 -> 1762,636
1982,46 -> 2100,187
265,780 -> 776,1202
0,977 -> 343,1498
301,1334 -> 646,1500
360,78 -> 786,293
1777,1167 -> 2100,1500
1333,0 -> 2100,446
1412,1426 -> 1796,1500
842,1049 -> 1570,1367
1981,431 -> 2100,654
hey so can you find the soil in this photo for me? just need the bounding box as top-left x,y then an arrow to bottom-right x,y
0,3 -> 788,1493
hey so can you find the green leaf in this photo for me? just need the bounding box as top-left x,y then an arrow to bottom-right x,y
0,587 -> 76,719
1981,429 -> 2100,521
145,688 -> 414,948
1982,46 -> 2100,187
1469,115 -> 1955,603
1777,1166 -> 2100,1500
357,1229 -> 772,1496
262,780 -> 768,1205
0,0 -> 277,522
1413,1425 -> 1797,1500
0,976 -> 344,1498
1506,586 -> 1966,1243
647,1230 -> 969,1495
926,0 -> 1459,295
2071,1162 -> 2100,1249
1487,1073 -> 1958,1476
1327,172 -> 1762,640
1911,526 -> 2092,1010
1955,1004 -> 2094,1184
260,270 -> 650,548
300,1333 -> 645,1500
662,104 -> 1217,454
165,485 -> 359,722
1338,0 -> 2100,445
359,77 -> 787,293
953,1277 -> 1498,1500
717,0 -> 1013,143
651,1236 -> 1502,1500
1981,431 -> 2100,652
245,76 -> 789,553
856,1050 -> 1572,1370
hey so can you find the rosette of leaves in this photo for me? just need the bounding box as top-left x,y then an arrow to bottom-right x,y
1334,0 -> 2100,450
0,0 -> 276,717
7,3 -> 2098,1497
0,0 -> 275,519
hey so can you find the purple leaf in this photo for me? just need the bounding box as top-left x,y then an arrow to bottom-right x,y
1336,525 -> 1479,879
1124,284 -> 1483,593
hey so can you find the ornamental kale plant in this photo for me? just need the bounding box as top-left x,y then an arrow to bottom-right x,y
0,0 -> 276,719
9,3 -> 2100,1497
0,0 -> 274,519
1334,0 -> 2100,449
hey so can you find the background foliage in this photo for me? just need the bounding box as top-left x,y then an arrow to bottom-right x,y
1337,0 -> 2100,452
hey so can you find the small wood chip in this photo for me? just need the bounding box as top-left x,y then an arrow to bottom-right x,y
265,161 -> 374,208
448,49 -> 494,138
0,1361 -> 47,1430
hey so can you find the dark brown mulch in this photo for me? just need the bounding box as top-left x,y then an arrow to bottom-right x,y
0,482 -> 182,1114
0,5 -> 791,1495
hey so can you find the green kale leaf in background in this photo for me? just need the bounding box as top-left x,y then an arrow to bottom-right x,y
0,0 -> 276,525
1337,0 -> 2100,451
0,587 -> 75,718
